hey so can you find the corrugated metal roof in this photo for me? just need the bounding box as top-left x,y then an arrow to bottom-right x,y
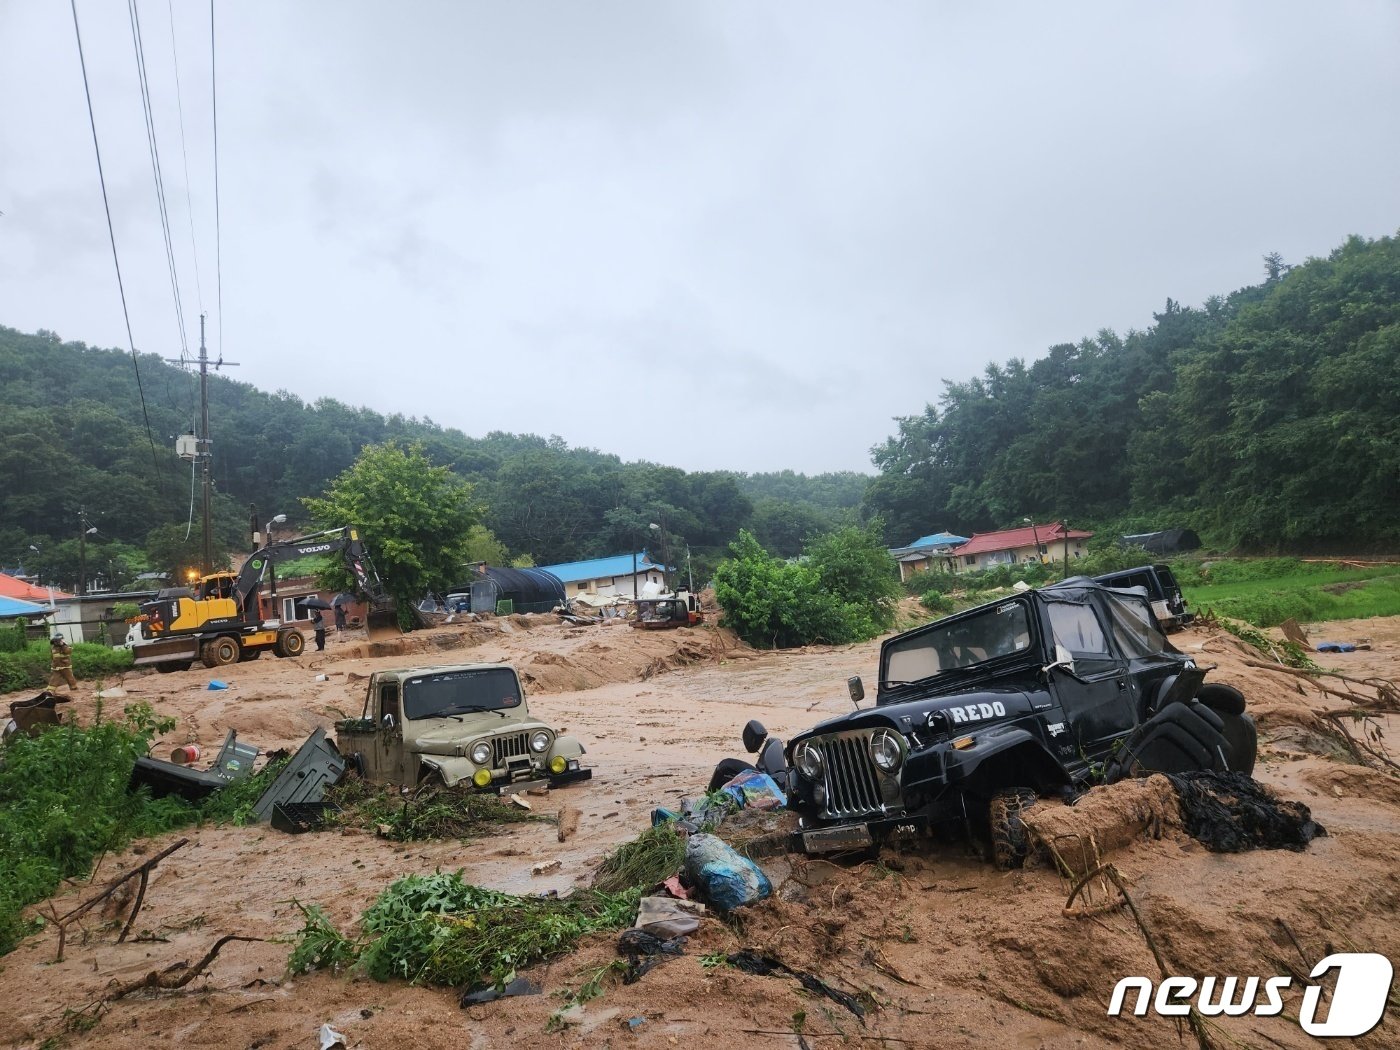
956,523 -> 1094,557
536,551 -> 665,584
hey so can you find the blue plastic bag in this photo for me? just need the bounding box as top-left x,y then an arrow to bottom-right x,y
683,833 -> 771,913
719,769 -> 787,811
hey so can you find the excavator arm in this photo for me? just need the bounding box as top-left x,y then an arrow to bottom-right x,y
235,527 -> 398,634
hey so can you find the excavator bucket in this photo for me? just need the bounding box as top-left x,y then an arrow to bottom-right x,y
365,606 -> 401,640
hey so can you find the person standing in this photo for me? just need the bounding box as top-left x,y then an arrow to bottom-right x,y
48,634 -> 79,692
311,608 -> 327,652
334,602 -> 347,634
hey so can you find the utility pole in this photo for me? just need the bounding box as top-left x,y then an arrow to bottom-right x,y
170,314 -> 238,576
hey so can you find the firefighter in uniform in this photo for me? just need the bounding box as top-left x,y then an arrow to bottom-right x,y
49,634 -> 79,692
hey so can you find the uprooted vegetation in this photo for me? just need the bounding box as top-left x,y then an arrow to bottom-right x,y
289,870 -> 641,990
323,776 -> 546,841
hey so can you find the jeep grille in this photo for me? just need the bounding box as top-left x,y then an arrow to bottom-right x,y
812,730 -> 896,820
493,732 -> 532,766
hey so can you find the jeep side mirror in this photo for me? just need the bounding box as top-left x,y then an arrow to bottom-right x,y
381,712 -> 396,731
848,676 -> 865,708
741,719 -> 768,754
1042,644 -> 1075,677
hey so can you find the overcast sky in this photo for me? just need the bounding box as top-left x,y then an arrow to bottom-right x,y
2,2 -> 1397,474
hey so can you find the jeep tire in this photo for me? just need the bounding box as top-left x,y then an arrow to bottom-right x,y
1196,683 -> 1247,717
989,788 -> 1038,870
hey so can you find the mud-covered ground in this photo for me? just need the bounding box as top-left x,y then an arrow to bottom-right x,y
1,613 -> 1397,1049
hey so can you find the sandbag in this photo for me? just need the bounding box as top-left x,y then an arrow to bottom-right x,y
683,833 -> 771,914
634,895 -> 705,937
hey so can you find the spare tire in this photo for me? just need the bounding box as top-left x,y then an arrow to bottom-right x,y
1196,683 -> 1247,717
1219,712 -> 1258,776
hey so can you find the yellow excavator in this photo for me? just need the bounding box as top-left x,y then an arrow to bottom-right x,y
131,526 -> 399,672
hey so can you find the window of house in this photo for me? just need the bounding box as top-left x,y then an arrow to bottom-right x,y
281,597 -> 297,622
965,555 -> 977,566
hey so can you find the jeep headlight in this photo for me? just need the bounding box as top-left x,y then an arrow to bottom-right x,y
470,741 -> 492,765
530,731 -> 551,753
549,755 -> 567,774
870,730 -> 903,773
794,740 -> 823,780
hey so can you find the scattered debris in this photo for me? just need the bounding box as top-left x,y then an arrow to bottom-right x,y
5,691 -> 70,740
509,793 -> 532,810
633,895 -> 704,937
725,950 -> 865,1022
318,1023 -> 347,1050
250,727 -> 346,822
459,976 -> 542,1006
1168,770 -> 1326,852
557,804 -> 581,842
532,859 -> 562,876
48,838 -> 190,962
617,928 -> 687,983
108,934 -> 263,999
129,729 -> 262,803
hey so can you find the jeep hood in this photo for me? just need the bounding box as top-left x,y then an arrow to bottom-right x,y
791,686 -> 1039,744
406,717 -> 554,757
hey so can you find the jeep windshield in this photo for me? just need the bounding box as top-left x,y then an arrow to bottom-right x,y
403,668 -> 521,720
881,599 -> 1034,690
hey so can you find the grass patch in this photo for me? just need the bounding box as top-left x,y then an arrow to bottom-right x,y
0,641 -> 133,693
1184,562 -> 1400,627
289,870 -> 640,989
590,823 -> 687,894
0,703 -> 287,956
325,777 -> 543,841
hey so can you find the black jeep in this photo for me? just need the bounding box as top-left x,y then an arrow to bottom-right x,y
722,578 -> 1255,868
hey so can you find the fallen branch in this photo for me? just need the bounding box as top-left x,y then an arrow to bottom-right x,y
107,934 -> 263,1000
50,838 -> 189,962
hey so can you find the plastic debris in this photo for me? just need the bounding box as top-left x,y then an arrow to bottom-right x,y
617,928 -> 687,983
1168,770 -> 1326,852
726,950 -> 866,1021
651,806 -> 681,827
318,1024 -> 347,1050
627,1016 -> 647,1031
1315,642 -> 1356,653
634,894 -> 705,937
459,976 -> 541,1007
207,680 -> 229,690
717,768 -> 787,811
682,833 -> 771,913
509,793 -> 531,810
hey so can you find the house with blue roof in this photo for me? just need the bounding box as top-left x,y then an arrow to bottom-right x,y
887,531 -> 970,583
536,551 -> 668,598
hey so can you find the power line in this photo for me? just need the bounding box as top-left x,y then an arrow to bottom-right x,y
165,0 -> 204,315
210,0 -> 225,361
69,0 -> 168,490
127,0 -> 189,359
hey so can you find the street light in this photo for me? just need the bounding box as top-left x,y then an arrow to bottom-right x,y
1022,518 -> 1043,564
79,524 -> 98,595
265,513 -> 287,543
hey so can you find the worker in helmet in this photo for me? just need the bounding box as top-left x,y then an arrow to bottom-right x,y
48,635 -> 79,692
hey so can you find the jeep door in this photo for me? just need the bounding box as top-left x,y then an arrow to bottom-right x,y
357,674 -> 405,784
1043,598 -> 1137,760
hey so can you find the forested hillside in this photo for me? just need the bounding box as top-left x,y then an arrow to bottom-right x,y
0,328 -> 858,587
864,233 -> 1400,551
4,231 -> 1396,590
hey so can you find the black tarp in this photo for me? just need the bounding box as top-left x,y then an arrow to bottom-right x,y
461,567 -> 566,615
1119,528 -> 1202,555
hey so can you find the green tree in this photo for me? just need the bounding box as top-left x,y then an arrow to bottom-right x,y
805,522 -> 901,633
302,442 -> 483,624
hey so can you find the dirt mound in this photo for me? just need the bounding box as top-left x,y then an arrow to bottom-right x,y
1025,776 -> 1183,871
1304,763 -> 1400,806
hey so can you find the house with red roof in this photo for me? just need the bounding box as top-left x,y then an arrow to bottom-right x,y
952,522 -> 1094,572
0,572 -> 70,603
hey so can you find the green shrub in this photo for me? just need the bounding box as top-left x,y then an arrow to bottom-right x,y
0,705 -> 283,955
0,620 -> 29,654
920,592 -> 955,616
71,643 -> 133,679
904,570 -> 960,597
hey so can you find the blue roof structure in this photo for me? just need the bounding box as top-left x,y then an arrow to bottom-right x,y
537,551 -> 665,584
908,532 -> 969,549
0,594 -> 49,618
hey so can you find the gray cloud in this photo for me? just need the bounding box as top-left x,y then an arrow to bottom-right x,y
2,0 -> 1397,473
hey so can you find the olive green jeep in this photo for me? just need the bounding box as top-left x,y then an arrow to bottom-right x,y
335,663 -> 591,792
